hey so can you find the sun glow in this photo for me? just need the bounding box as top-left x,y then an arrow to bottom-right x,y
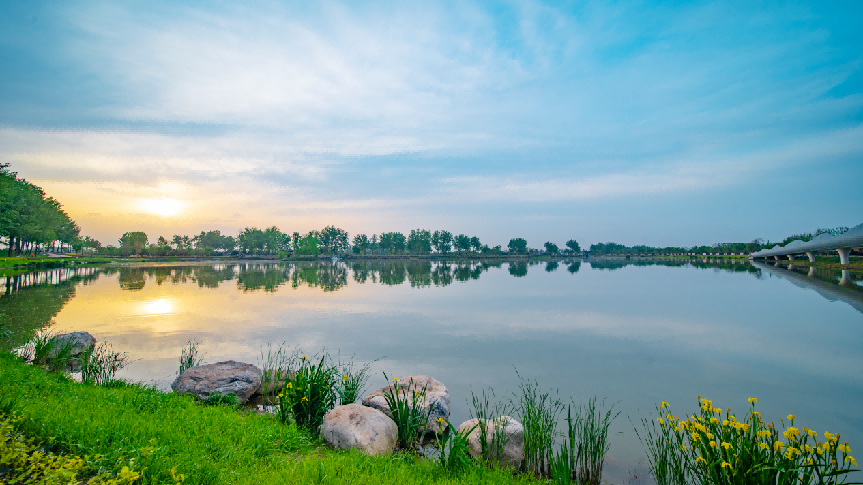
138,298 -> 176,316
139,198 -> 184,217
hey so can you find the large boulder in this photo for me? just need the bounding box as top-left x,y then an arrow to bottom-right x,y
321,404 -> 398,455
362,375 -> 450,435
457,416 -> 524,469
171,361 -> 261,402
49,332 -> 96,358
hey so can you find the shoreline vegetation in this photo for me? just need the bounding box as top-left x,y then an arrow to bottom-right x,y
1,334 -> 859,485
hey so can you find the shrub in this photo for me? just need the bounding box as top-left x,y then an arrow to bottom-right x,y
638,396 -> 859,485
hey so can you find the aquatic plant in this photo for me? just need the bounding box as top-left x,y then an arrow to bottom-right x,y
178,338 -> 204,375
514,375 -> 563,477
80,342 -> 131,386
637,397 -> 859,485
278,354 -> 338,432
337,357 -> 374,405
438,418 -> 479,473
18,330 -> 77,372
470,387 -> 515,467
565,398 -> 619,485
381,373 -> 433,449
259,342 -> 299,400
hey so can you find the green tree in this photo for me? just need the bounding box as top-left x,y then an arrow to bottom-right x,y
379,232 -> 406,254
470,236 -> 482,253
507,238 -> 528,254
543,242 -> 559,254
119,231 -> 148,256
454,234 -> 471,254
565,239 -> 581,253
319,226 -> 349,255
431,230 -> 453,255
352,234 -> 370,254
407,229 -> 432,254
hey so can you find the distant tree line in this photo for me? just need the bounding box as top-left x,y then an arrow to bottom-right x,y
0,163 -> 96,256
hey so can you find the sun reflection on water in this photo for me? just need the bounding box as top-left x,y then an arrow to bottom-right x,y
138,298 -> 175,316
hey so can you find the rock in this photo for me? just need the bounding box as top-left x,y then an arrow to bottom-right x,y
362,375 -> 450,435
321,404 -> 398,455
49,332 -> 96,358
171,361 -> 261,402
457,416 -> 525,469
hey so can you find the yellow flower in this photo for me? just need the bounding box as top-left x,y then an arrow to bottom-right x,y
710,417 -> 719,425
707,432 -> 715,440
710,441 -> 717,449
748,397 -> 757,404
696,456 -> 706,464
759,442 -> 769,450
721,461 -> 731,468
723,420 -> 729,426
681,445 -> 687,451
721,442 -> 732,450
838,444 -> 850,453
784,427 -> 800,440
343,374 -> 348,381
286,382 -> 293,389
847,456 -> 857,466
787,414 -> 796,421
658,418 -> 664,425
775,442 -> 785,451
437,418 -> 443,423
302,355 -> 307,361
661,401 -> 669,408
393,377 -> 398,383
301,396 -> 309,402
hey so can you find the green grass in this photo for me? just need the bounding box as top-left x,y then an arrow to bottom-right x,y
0,353 -> 536,485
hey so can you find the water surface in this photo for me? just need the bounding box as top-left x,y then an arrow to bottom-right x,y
2,258 -> 861,483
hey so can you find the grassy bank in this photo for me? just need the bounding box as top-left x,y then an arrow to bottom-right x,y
0,353 -> 534,485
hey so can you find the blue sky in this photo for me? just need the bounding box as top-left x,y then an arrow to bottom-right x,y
1,0 -> 861,248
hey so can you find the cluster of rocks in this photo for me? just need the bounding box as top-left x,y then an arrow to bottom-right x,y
171,362 -> 524,462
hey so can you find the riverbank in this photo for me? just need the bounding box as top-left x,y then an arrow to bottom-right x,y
0,353 -> 531,485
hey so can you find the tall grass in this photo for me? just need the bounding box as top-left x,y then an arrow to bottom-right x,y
18,330 -> 77,372
438,418 -> 479,473
470,387 -> 515,467
381,373 -> 433,450
80,342 -> 131,386
566,398 -> 619,485
259,343 -> 299,400
337,357 -> 374,405
178,338 -> 204,375
514,375 -> 563,477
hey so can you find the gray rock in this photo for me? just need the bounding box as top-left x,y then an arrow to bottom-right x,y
49,332 -> 96,358
362,375 -> 450,435
321,404 -> 398,455
171,361 -> 261,402
457,416 -> 524,469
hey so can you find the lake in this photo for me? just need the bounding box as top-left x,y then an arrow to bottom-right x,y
2,258 -> 862,483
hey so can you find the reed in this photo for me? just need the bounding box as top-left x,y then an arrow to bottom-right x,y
337,358 -> 373,405
278,353 -> 338,432
438,418 -> 479,473
259,343 -> 299,401
381,373 -> 432,450
566,398 -> 619,485
470,387 -> 515,467
514,375 -> 563,477
80,342 -> 131,386
178,338 -> 203,375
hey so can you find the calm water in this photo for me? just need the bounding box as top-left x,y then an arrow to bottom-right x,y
2,258 -> 862,483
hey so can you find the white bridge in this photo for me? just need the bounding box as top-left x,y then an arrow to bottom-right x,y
751,223 -> 863,264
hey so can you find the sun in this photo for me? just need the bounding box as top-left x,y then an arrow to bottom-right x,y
139,198 -> 184,217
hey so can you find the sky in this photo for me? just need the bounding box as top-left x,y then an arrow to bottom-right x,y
1,0 -> 861,249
